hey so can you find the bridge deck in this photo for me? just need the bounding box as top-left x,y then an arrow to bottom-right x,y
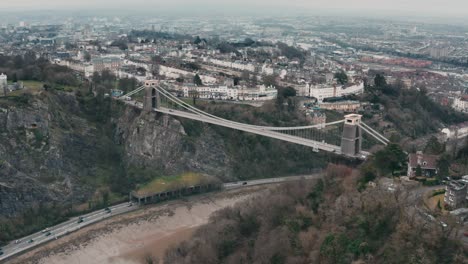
154,107 -> 343,154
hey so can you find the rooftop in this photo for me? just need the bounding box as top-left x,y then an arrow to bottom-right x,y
408,152 -> 438,169
135,172 -> 219,197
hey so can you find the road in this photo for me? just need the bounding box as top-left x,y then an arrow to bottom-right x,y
0,174 -> 323,263
0,203 -> 137,262
155,107 -> 343,153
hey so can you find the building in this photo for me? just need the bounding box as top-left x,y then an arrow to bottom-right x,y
183,85 -> 277,101
91,57 -> 122,73
452,96 -> 468,112
239,85 -> 277,101
444,180 -> 467,209
430,46 -> 450,59
407,151 -> 439,178
210,58 -> 256,72
0,73 -> 7,96
318,101 -> 361,112
441,122 -> 468,141
307,82 -> 364,102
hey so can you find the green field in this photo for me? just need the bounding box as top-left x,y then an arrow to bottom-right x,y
136,172 -> 218,196
6,80 -> 77,97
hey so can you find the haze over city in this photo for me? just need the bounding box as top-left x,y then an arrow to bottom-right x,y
1,0 -> 468,17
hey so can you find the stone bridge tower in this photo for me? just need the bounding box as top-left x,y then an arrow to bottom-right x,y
341,114 -> 362,157
143,81 -> 161,112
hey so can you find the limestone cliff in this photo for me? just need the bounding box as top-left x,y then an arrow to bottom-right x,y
114,107 -> 231,179
0,93 -> 100,217
0,92 -> 231,218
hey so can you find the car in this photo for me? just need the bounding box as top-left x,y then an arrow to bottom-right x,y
15,240 -> 20,244
128,202 -> 133,207
45,232 -> 52,237
77,217 -> 84,223
0,251 -> 3,256
105,207 -> 111,213
28,239 -> 34,244
41,228 -> 50,234
242,182 -> 248,186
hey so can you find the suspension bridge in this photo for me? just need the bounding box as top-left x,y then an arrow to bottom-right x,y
119,81 -> 390,159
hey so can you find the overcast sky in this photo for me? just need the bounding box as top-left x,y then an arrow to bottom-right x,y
2,0 -> 468,17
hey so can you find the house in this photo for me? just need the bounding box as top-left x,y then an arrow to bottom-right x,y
407,151 -> 438,178
444,180 -> 467,209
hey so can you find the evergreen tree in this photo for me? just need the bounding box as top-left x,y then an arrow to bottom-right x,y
334,70 -> 348,85
415,165 -> 422,177
193,74 -> 203,86
374,74 -> 387,88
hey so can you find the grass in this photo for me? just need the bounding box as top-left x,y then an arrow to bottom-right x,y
136,172 -> 217,196
427,194 -> 447,213
7,80 -> 44,97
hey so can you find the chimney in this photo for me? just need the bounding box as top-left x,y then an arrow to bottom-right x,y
416,151 -> 423,165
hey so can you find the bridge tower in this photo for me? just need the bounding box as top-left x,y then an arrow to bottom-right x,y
143,84 -> 160,112
341,114 -> 362,157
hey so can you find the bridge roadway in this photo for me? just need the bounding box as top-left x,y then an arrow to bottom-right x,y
0,174 -> 323,263
122,100 -> 342,153
154,107 -> 342,153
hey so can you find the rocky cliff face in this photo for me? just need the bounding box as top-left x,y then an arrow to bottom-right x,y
0,92 -> 232,217
114,107 -> 231,179
0,93 -> 103,217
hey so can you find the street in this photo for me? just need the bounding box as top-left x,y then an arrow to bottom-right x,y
0,174 -> 323,262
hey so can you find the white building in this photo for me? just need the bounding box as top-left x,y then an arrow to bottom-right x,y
0,73 -> 7,96
158,65 -> 217,85
453,96 -> 468,112
54,60 -> 94,78
307,82 -> 364,102
442,122 -> 468,141
183,85 -> 277,101
261,64 -> 275,75
210,59 -> 256,72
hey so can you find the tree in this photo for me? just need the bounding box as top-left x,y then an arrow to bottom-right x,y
110,39 -> 128,50
424,136 -> 444,155
244,38 -> 255,46
151,55 -> 163,65
194,36 -> 202,45
415,165 -> 422,177
233,76 -> 241,86
374,144 -> 407,175
374,74 -> 387,88
136,67 -> 147,76
277,42 -> 305,62
83,51 -> 91,62
334,70 -> 348,85
437,155 -> 450,180
193,74 -> 203,86
262,74 -> 277,87
279,87 -> 297,98
12,73 -> 18,83
118,77 -> 137,93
